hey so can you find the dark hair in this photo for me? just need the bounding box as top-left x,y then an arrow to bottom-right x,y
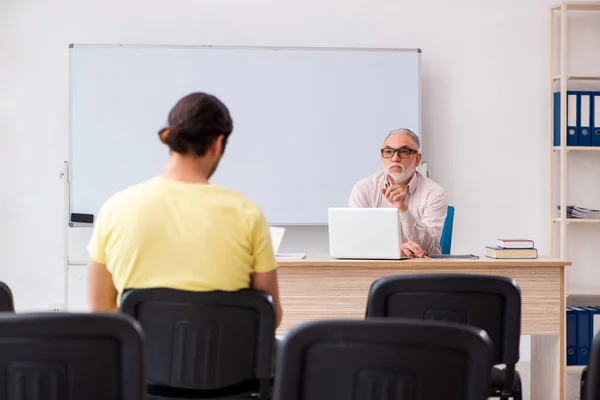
158,93 -> 233,156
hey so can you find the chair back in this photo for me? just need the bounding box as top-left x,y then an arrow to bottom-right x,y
273,319 -> 493,400
0,313 -> 145,400
120,288 -> 275,391
366,274 -> 521,366
440,205 -> 455,254
0,281 -> 14,311
583,332 -> 600,400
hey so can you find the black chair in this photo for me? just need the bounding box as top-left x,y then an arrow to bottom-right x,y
366,274 -> 522,400
120,288 -> 276,399
273,318 -> 494,400
581,330 -> 600,400
582,365 -> 589,400
0,281 -> 14,311
0,312 -> 145,400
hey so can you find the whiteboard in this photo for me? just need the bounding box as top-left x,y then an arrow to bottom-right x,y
69,45 -> 421,224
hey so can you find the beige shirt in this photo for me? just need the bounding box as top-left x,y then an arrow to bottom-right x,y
348,171 -> 448,255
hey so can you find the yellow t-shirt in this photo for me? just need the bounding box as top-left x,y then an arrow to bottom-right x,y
87,176 -> 277,305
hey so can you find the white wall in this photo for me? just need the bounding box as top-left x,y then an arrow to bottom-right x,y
3,0 -> 600,365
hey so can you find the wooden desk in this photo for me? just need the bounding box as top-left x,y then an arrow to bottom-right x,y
276,255 -> 571,400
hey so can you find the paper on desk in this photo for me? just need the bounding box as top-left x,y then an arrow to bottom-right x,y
270,227 -> 285,253
276,253 -> 307,259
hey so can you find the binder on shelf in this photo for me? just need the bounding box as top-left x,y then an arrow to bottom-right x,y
574,306 -> 591,365
567,307 -> 578,365
579,92 -> 592,147
593,92 -> 600,147
553,91 -> 579,146
570,92 -> 579,146
583,306 -> 600,344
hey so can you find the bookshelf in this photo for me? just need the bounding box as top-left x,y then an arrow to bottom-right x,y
549,2 -> 600,265
553,75 -> 600,81
553,146 -> 600,151
551,2 -> 600,11
552,218 -> 600,224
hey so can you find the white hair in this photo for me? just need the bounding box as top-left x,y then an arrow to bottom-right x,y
385,128 -> 420,150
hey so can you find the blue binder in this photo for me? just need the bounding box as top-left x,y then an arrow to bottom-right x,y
593,92 -> 600,147
553,91 -> 580,146
579,92 -> 592,146
567,307 -> 578,365
574,307 -> 591,365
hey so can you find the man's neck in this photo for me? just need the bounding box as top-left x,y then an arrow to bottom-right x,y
162,154 -> 211,184
388,171 -> 416,191
396,181 -> 409,191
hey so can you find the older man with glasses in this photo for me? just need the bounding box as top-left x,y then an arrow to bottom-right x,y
348,128 -> 448,257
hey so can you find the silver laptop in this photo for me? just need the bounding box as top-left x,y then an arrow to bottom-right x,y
328,208 -> 405,260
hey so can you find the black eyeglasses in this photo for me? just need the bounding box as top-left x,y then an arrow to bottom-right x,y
380,147 -> 418,159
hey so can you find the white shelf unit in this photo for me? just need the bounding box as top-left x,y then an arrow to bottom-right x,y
553,74 -> 600,81
549,2 -> 600,263
553,218 -> 600,224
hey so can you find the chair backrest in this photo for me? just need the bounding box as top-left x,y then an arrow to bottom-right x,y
0,281 -> 14,312
440,205 -> 455,254
273,319 -> 494,400
366,274 -> 521,367
0,313 -> 145,400
120,288 -> 276,391
584,333 -> 600,400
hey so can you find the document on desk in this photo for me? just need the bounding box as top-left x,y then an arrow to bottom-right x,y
276,253 -> 307,260
427,254 -> 479,259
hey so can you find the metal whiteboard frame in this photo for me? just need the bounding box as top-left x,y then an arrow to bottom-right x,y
67,44 -> 423,222
64,44 -> 423,308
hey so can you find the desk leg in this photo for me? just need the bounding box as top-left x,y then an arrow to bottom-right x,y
531,335 -> 562,400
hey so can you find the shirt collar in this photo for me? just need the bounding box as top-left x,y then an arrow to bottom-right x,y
406,171 -> 419,196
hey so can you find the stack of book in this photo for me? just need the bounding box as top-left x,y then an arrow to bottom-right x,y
485,239 -> 538,259
557,205 -> 600,219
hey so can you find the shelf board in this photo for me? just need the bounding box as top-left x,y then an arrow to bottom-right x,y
553,146 -> 600,151
551,2 -> 600,11
566,365 -> 587,373
553,74 -> 600,81
567,288 -> 600,296
553,218 -> 600,223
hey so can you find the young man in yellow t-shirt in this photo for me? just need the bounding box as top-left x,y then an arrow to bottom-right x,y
86,92 -> 282,327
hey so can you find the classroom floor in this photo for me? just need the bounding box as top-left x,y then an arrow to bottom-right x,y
516,362 -> 530,400
516,363 -> 585,400
565,365 -> 586,400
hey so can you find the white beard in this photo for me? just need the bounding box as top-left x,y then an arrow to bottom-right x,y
388,163 -> 416,184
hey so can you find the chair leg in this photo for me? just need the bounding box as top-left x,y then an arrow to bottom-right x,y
581,366 -> 588,400
498,370 -> 522,400
258,378 -> 272,399
512,373 -> 523,400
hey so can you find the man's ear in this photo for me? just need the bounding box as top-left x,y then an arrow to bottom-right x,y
212,135 -> 225,155
415,152 -> 423,166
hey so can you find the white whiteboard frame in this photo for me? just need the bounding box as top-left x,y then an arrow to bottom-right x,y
64,44 -> 422,308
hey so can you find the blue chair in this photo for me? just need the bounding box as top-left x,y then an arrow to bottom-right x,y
440,206 -> 455,254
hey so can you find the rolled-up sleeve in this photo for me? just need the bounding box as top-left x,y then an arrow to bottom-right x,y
398,190 -> 448,255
